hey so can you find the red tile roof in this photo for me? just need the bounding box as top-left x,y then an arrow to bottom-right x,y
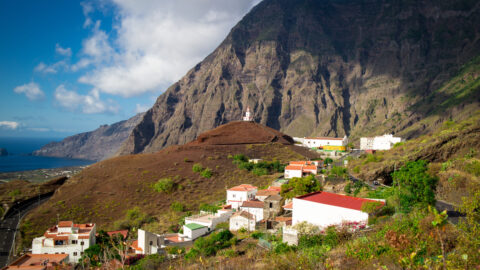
255,189 -> 279,197
303,165 -> 318,170
228,184 -> 257,192
267,186 -> 282,192
233,211 -> 255,220
107,230 -> 128,239
58,221 -> 73,227
282,202 -> 293,210
241,200 -> 264,208
6,254 -> 69,269
285,165 -> 303,171
131,240 -> 142,252
296,191 -> 384,211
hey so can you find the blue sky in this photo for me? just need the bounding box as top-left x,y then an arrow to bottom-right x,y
0,0 -> 260,138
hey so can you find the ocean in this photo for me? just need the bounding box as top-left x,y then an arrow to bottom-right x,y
0,137 -> 94,172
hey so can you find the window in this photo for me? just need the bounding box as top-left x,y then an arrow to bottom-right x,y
72,240 -> 78,244
81,252 -> 84,255
269,203 -> 273,208
73,252 -> 78,256
149,241 -> 153,246
61,252 -> 65,254
232,194 -> 236,198
80,241 -> 84,245
55,252 -> 59,254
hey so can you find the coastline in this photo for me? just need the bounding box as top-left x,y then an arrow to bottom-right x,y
0,165 -> 90,184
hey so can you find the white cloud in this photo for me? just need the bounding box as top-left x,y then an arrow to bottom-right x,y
81,1 -> 94,28
13,82 -> 45,101
0,121 -> 20,130
135,103 -> 150,113
54,85 -> 119,114
55,43 -> 72,57
34,62 -> 57,74
76,0 -> 261,97
28,127 -> 50,132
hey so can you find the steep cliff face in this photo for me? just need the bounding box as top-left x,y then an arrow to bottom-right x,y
33,113 -> 144,161
119,0 -> 480,155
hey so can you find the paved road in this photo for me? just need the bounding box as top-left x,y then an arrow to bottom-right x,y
0,196 -> 51,268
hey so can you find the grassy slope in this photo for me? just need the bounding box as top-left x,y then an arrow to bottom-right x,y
21,142 -> 314,247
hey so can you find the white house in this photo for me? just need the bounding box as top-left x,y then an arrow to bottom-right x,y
303,136 -> 348,148
32,221 -> 96,263
229,211 -> 256,231
184,208 -> 233,230
360,134 -> 402,150
284,161 -> 319,179
133,229 -> 165,255
243,106 -> 253,121
291,191 -> 384,229
182,223 -> 209,240
240,200 -> 264,221
226,184 -> 258,209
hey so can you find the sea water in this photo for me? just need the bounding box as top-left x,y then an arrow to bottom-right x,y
0,137 -> 94,172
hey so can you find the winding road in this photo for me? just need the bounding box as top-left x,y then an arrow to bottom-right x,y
0,195 -> 51,268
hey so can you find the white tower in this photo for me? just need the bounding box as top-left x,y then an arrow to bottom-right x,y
243,106 -> 253,121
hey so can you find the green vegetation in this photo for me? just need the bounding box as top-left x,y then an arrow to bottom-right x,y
323,158 -> 333,165
200,168 -> 213,178
184,230 -> 235,260
192,163 -> 203,173
127,254 -> 165,270
199,203 -> 220,213
170,202 -> 185,212
8,189 -> 21,201
281,175 -> 321,199
80,230 -> 128,267
113,207 -> 154,230
232,154 -> 285,175
392,160 -> 438,213
329,166 -> 347,178
153,178 -> 175,193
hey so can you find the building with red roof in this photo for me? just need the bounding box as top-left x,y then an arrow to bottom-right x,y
284,161 -> 319,179
32,221 -> 96,263
292,191 -> 384,229
4,253 -> 71,270
226,184 -> 258,209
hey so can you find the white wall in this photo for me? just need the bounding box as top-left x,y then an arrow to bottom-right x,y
360,134 -> 401,150
285,169 -> 302,179
227,190 -> 257,209
32,237 -> 91,263
239,206 -> 263,221
292,198 -> 368,229
229,216 -> 255,231
303,137 -> 347,148
182,226 -> 208,240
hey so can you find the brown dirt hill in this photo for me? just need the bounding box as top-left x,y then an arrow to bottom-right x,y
21,122 -> 319,248
189,121 -> 294,146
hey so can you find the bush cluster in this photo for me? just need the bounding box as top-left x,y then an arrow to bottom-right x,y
153,178 -> 175,193
232,154 -> 284,176
184,230 -> 235,260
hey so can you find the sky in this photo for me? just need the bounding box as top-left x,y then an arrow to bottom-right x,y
0,0 -> 261,138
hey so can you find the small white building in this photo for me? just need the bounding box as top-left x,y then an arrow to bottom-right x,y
284,161 -> 319,179
182,223 -> 208,240
32,221 -> 96,263
243,106 -> 253,121
226,184 -> 258,209
134,229 -> 165,255
302,136 -> 348,148
184,208 -> 233,230
229,211 -> 256,231
291,191 -> 384,229
360,134 -> 402,150
240,200 -> 264,221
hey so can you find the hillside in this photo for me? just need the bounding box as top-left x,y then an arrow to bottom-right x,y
33,113 -> 144,161
21,122 -> 319,247
118,0 -> 480,155
348,111 -> 480,205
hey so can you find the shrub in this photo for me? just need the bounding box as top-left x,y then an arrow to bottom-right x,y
252,167 -> 268,176
200,168 -> 213,178
185,230 -> 234,260
344,182 -> 352,194
128,254 -> 165,270
233,154 -> 248,162
192,163 -> 203,173
324,158 -> 333,165
353,166 -> 360,173
170,202 -> 185,212
273,242 -> 296,254
183,158 -> 191,163
361,201 -> 384,214
251,231 -> 264,239
281,175 -> 322,199
199,203 -> 220,213
153,178 -> 175,193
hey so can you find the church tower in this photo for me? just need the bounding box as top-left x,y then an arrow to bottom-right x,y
243,106 -> 253,121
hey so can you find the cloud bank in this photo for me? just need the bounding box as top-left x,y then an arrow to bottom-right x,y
54,85 -> 119,114
13,82 -> 45,101
0,121 -> 20,130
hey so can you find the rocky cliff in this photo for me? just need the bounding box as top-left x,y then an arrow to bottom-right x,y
119,0 -> 480,155
34,113 -> 144,161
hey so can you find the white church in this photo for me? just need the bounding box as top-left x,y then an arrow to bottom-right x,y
243,106 -> 253,121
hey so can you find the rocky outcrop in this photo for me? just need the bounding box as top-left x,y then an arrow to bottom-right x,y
118,0 -> 480,155
0,148 -> 7,156
34,113 -> 144,161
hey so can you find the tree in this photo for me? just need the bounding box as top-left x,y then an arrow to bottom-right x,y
281,175 -> 322,199
324,158 -> 333,165
153,178 -> 175,193
391,160 -> 438,212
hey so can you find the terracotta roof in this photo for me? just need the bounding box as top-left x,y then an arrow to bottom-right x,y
131,240 -> 142,252
303,165 -> 318,170
221,204 -> 232,209
228,184 -> 257,192
107,230 -> 128,239
233,210 -> 255,220
267,186 -> 282,192
255,189 -> 279,197
58,221 -> 73,227
296,191 -> 385,211
78,235 -> 90,239
265,194 -> 283,201
289,161 -> 319,166
53,235 -> 69,241
165,235 -> 184,243
305,137 -> 345,140
282,202 -> 293,210
275,216 -> 292,222
241,200 -> 264,208
285,165 -> 303,171
6,253 -> 69,269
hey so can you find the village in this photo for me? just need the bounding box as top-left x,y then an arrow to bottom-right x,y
4,109 -> 403,269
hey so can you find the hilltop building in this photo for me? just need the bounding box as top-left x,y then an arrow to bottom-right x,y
302,136 -> 348,151
243,106 -> 253,121
240,200 -> 264,221
360,134 -> 401,150
229,211 -> 256,231
226,184 -> 258,209
32,221 -> 96,263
